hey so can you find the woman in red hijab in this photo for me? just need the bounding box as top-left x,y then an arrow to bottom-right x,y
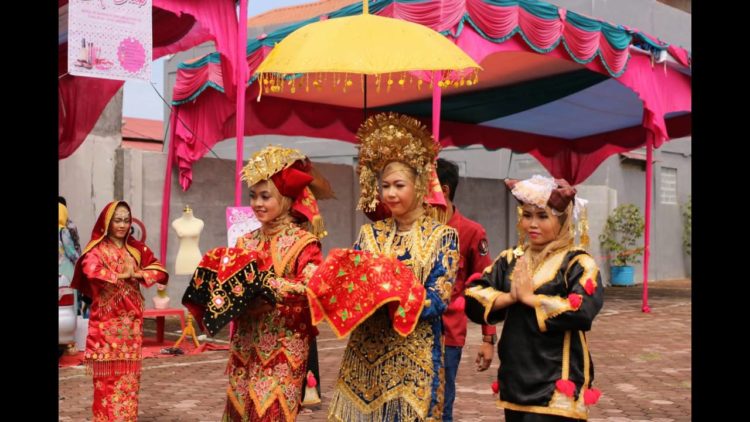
71,200 -> 168,422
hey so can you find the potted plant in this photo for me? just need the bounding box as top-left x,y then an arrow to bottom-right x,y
599,204 -> 645,286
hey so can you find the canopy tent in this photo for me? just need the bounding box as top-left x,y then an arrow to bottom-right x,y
166,0 -> 691,313
58,0 -> 245,159
168,0 -> 690,190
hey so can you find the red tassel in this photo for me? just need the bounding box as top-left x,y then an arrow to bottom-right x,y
584,387 -> 602,405
568,293 -> 582,310
306,371 -> 318,388
555,379 -> 576,397
584,278 -> 595,296
491,380 -> 499,394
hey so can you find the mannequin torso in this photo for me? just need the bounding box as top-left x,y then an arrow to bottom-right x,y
172,207 -> 204,275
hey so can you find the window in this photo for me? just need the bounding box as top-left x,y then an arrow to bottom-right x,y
660,167 -> 678,205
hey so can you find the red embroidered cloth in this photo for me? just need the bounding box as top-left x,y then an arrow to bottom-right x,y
306,248 -> 425,338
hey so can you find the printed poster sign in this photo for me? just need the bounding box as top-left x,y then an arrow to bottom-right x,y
226,207 -> 261,248
68,0 -> 152,81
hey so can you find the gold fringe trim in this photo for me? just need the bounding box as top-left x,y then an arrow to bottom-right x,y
562,331 -> 571,380
328,317 -> 436,420
426,205 -> 448,225
580,331 -> 591,388
311,214 -> 328,239
85,359 -> 142,378
329,386 -> 430,422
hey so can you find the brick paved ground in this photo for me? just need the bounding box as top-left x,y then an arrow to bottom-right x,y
59,279 -> 690,421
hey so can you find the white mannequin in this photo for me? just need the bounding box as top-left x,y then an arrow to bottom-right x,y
152,283 -> 171,309
172,205 -> 204,275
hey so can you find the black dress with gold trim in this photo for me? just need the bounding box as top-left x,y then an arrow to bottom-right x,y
328,215 -> 459,422
465,247 -> 604,420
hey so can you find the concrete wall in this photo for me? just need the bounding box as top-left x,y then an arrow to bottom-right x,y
68,134 -> 690,310
580,137 -> 692,283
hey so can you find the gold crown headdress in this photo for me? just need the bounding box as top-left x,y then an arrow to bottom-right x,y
241,145 -> 333,239
241,145 -> 307,188
356,112 -> 440,212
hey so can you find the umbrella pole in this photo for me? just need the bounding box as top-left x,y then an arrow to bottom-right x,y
363,74 -> 368,121
432,71 -> 441,141
642,136 -> 653,313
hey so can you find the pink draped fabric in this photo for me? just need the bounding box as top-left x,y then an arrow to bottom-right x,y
385,0 -> 465,33
561,21 -> 605,62
454,27 -> 691,150
58,75 -> 124,159
172,86 -> 363,190
517,7 -> 564,51
466,0 -> 520,40
58,0 -> 239,159
154,0 -> 240,100
667,45 -> 690,68
614,51 -> 691,149
58,43 -> 124,159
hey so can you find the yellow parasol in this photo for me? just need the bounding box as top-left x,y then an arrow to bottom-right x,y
255,1 -> 481,97
256,6 -> 479,75
253,1 -> 482,220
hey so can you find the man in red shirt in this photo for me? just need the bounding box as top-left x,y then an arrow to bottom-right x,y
437,158 -> 497,421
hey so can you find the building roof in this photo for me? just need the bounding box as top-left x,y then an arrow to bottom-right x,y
122,117 -> 164,151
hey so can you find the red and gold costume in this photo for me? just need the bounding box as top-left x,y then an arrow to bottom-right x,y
329,113 -> 460,422
222,146 -> 328,422
71,201 -> 168,422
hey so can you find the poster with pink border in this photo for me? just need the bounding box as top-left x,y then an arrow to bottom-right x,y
226,207 -> 262,247
68,0 -> 152,82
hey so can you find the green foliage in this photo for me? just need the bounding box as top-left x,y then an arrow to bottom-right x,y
682,196 -> 691,256
599,204 -> 645,266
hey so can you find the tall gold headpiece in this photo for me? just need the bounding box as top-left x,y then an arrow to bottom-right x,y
356,112 -> 439,212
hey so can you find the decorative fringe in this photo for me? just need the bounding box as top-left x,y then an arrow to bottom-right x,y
406,220 -> 458,293
328,315 -> 434,421
426,204 -> 448,225
578,206 -> 590,249
311,214 -> 328,239
86,359 -> 142,378
329,389 -> 428,422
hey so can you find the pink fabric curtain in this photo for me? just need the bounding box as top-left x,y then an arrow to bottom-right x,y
58,0 -> 239,159
154,0 -> 240,100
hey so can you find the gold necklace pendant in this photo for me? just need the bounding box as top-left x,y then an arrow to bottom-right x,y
513,244 -> 525,258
